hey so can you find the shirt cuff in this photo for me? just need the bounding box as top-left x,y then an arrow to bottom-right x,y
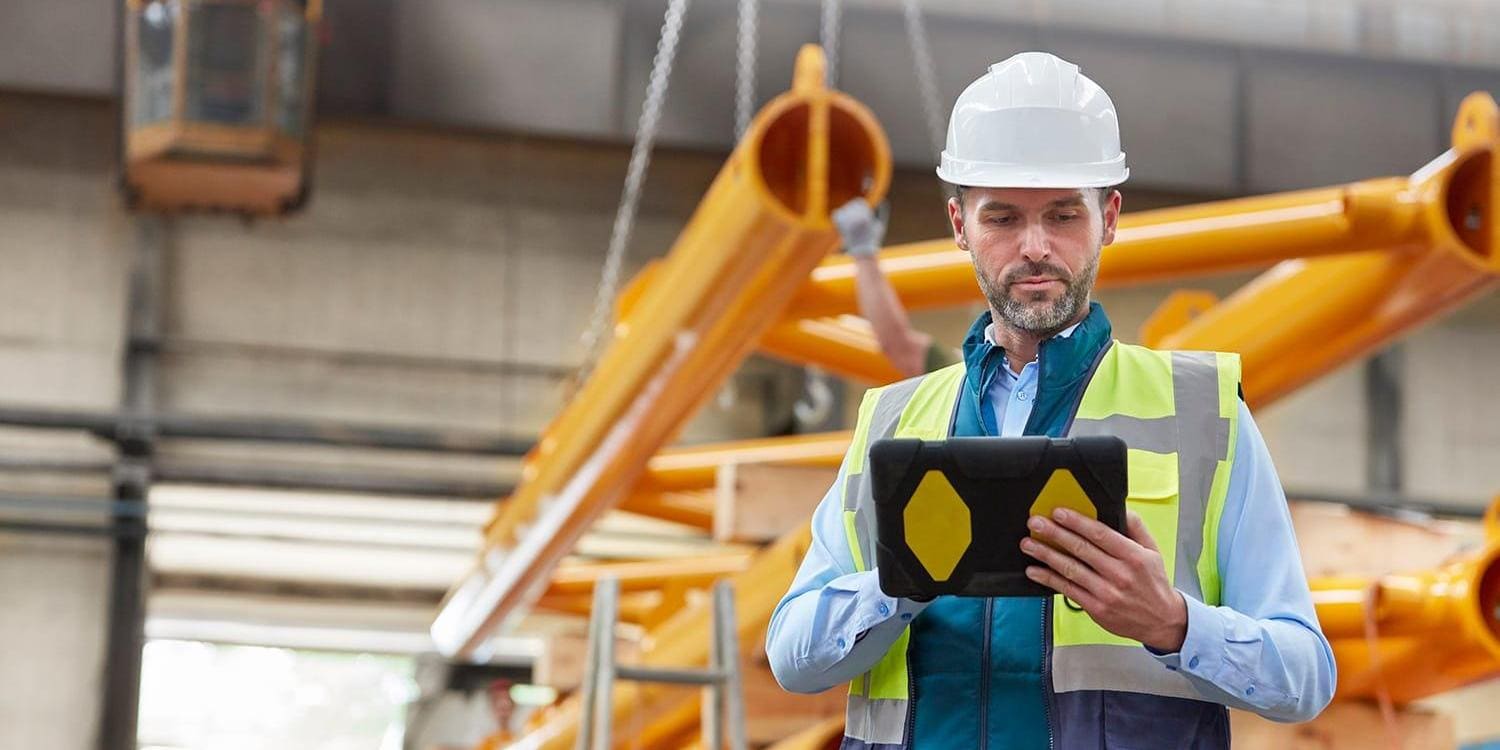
1147,594 -> 1225,678
823,570 -> 933,657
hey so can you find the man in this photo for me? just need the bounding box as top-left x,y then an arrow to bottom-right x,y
832,198 -> 958,377
766,52 -> 1335,749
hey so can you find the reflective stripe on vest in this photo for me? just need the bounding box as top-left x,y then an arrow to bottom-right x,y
840,364 -> 964,746
838,343 -> 1240,745
1053,345 -> 1240,699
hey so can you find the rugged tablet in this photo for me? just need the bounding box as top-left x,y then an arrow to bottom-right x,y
869,436 -> 1128,599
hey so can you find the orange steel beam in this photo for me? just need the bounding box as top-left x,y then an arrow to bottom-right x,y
430,46 -> 890,658
509,94 -> 1500,746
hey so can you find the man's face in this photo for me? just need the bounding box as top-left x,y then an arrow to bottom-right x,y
947,187 -> 1121,336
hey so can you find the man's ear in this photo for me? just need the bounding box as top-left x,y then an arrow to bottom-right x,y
948,196 -> 968,251
1100,189 -> 1123,246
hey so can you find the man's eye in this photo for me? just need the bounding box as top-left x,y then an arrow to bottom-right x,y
1053,212 -> 1078,223
990,215 -> 1015,225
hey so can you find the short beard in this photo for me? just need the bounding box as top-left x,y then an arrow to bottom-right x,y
974,246 -> 1099,337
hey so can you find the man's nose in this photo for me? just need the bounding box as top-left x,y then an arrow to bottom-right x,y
1018,224 -> 1050,262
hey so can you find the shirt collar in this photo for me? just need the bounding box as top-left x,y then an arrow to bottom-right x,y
982,319 -> 1083,349
961,303 -> 1113,396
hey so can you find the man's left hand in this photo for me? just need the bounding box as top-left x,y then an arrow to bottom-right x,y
1020,508 -> 1188,653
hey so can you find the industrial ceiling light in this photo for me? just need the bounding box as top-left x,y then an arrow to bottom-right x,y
120,0 -> 322,216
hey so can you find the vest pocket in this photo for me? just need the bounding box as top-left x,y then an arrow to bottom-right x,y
1123,449 -> 1180,587
1125,448 -> 1178,503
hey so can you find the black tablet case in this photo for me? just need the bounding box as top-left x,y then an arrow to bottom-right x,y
869,436 -> 1128,599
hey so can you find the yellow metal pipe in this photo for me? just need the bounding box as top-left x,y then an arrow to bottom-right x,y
545,554 -> 754,596
642,431 -> 850,492
612,431 -> 851,527
431,46 -> 890,658
760,316 -> 908,383
632,699 -> 705,750
1157,100 -> 1500,404
534,590 -> 663,625
1485,495 -> 1500,543
1309,544 -> 1500,703
780,178 -> 1424,322
616,489 -> 716,530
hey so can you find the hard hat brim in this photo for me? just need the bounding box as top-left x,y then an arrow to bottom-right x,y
936,153 -> 1129,190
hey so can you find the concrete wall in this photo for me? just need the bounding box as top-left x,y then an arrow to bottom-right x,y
0,93 -> 123,750
0,535 -> 112,750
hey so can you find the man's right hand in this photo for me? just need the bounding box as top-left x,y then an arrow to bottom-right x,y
833,198 -> 886,258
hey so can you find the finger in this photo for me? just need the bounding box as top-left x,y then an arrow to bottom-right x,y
1019,537 -> 1111,596
1125,510 -> 1160,553
1029,514 -> 1130,581
1051,507 -> 1140,559
1025,565 -> 1099,611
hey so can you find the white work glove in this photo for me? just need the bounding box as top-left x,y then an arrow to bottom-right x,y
832,198 -> 886,258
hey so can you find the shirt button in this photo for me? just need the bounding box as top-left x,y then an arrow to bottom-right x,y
1017,391 -> 1030,401
877,603 -> 890,616
1246,686 -> 1255,696
900,613 -> 913,621
1188,656 -> 1200,669
837,638 -> 847,650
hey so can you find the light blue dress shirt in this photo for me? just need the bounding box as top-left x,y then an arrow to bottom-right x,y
766,327 -> 1338,723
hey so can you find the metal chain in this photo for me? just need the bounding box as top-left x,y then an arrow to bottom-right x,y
902,0 -> 947,156
735,0 -> 759,141
575,0 -> 692,383
821,0 -> 841,89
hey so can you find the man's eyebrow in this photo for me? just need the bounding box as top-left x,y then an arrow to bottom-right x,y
976,200 -> 1019,213
976,195 -> 1087,213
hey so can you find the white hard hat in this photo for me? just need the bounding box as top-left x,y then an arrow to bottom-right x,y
937,52 -> 1128,189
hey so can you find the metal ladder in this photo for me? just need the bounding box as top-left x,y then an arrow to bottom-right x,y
576,577 -> 747,750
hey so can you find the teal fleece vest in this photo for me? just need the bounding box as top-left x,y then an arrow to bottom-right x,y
908,303 -> 1114,749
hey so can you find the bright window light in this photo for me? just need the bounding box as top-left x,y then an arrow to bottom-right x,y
138,639 -> 417,750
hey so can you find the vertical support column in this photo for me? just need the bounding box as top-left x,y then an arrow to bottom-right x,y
716,581 -> 747,750
704,585 -> 725,750
98,216 -> 167,750
577,577 -> 620,750
1365,347 -> 1404,494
